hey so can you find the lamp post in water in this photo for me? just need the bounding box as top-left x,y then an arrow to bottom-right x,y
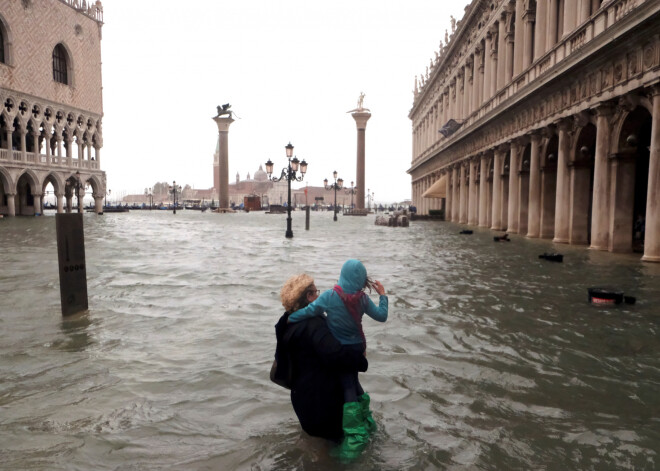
144,188 -> 153,210
169,181 -> 181,214
265,142 -> 308,238
366,188 -> 375,211
324,171 -> 344,221
345,181 -> 357,210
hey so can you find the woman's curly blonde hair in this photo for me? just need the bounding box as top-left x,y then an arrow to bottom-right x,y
280,273 -> 315,312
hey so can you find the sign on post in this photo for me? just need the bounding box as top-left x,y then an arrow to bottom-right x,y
56,213 -> 89,316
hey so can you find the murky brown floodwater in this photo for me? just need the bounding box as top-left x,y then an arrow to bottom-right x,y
1,210 -> 659,470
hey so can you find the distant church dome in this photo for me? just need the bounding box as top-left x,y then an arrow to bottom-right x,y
254,165 -> 268,182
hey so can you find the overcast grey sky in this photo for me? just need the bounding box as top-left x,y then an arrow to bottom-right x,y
101,0 -> 470,203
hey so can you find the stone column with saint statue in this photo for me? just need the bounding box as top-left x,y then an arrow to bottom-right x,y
348,93 -> 371,210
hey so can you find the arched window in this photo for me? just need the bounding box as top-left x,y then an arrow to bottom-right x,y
52,44 -> 68,84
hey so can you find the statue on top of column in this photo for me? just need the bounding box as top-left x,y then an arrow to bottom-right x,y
347,92 -> 370,113
215,103 -> 233,119
357,92 -> 365,110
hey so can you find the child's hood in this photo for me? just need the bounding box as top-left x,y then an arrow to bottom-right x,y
337,259 -> 367,294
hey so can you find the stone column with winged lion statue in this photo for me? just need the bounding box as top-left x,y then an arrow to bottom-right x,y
212,104 -> 234,212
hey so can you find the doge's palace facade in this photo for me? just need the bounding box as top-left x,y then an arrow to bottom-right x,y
0,0 -> 105,216
409,0 -> 660,262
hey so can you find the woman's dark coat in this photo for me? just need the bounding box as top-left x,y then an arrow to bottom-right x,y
275,312 -> 368,440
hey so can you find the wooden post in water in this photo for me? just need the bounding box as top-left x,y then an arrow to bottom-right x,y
56,213 -> 89,316
306,206 -> 310,230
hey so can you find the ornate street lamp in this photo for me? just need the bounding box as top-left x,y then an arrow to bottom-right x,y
366,188 -> 375,211
265,142 -> 308,238
345,181 -> 357,211
169,181 -> 182,214
144,187 -> 153,210
324,171 -> 344,222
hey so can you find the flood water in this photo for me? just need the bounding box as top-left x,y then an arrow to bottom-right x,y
1,210 -> 660,470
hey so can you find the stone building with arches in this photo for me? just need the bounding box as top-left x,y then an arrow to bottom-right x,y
409,0 -> 660,261
0,0 -> 105,216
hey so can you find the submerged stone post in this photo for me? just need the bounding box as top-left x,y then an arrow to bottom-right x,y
56,213 -> 88,316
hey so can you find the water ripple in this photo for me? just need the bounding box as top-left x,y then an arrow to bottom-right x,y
1,213 -> 660,469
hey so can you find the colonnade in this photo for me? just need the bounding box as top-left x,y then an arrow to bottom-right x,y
0,168 -> 105,216
0,119 -> 101,168
413,0 -> 604,158
414,88 -> 660,262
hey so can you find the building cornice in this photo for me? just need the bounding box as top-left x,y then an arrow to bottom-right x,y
408,0 -> 660,176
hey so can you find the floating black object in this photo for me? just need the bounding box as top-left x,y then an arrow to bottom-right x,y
588,287 -> 624,305
624,296 -> 636,304
460,230 -> 473,234
494,234 -> 510,242
539,252 -> 563,262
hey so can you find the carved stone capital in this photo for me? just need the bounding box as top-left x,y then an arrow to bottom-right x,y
593,102 -> 616,117
515,135 -> 531,147
529,131 -> 543,144
541,124 -> 556,138
555,117 -> 573,132
647,82 -> 660,97
574,110 -> 593,128
618,93 -> 640,112
495,144 -> 508,155
509,138 -> 522,152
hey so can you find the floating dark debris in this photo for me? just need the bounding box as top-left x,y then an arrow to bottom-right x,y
539,253 -> 563,262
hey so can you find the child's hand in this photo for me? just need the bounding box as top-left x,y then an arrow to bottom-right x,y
373,280 -> 385,295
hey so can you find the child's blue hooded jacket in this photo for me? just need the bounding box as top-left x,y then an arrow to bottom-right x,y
288,259 -> 388,346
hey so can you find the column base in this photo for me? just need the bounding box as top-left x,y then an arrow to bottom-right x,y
526,233 -> 539,238
552,237 -> 569,244
589,244 -> 608,251
641,254 -> 660,263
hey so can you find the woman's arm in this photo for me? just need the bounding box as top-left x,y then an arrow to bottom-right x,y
288,292 -> 327,323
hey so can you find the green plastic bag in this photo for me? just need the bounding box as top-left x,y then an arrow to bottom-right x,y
359,392 -> 377,435
332,402 -> 370,461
